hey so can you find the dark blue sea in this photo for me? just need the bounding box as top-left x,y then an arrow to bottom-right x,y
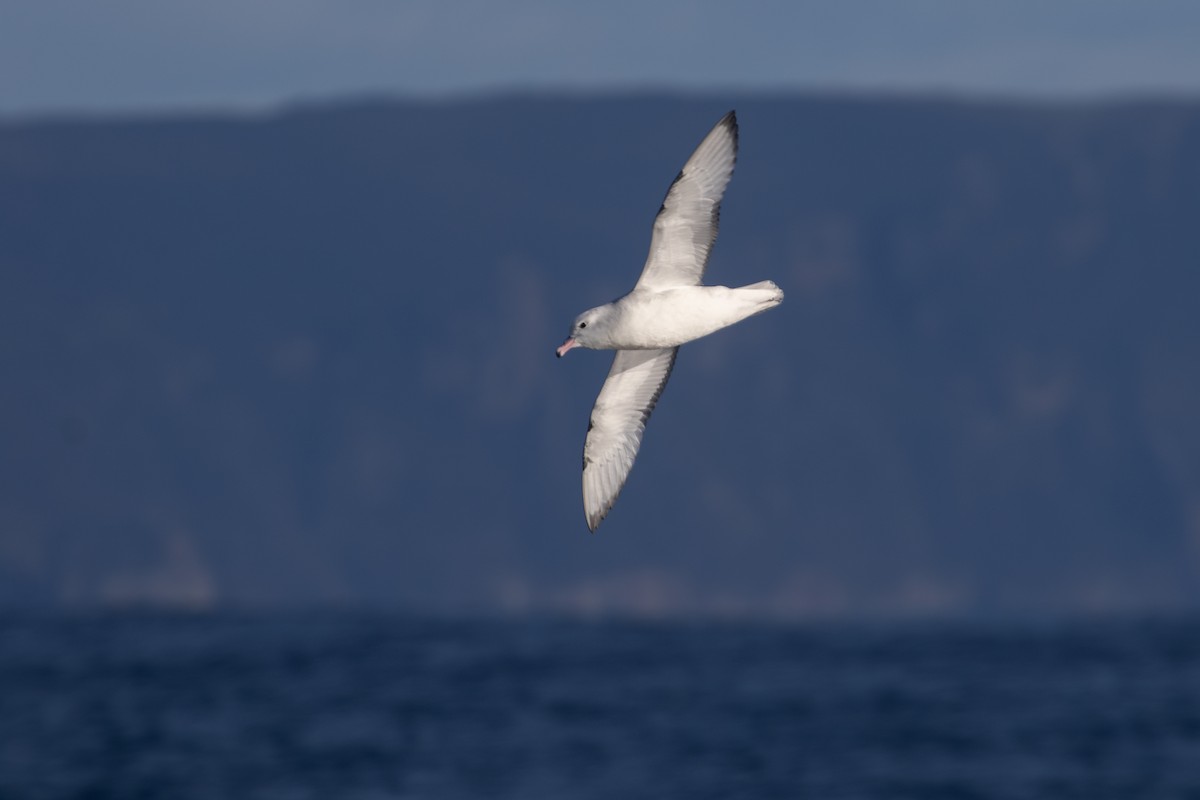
2,614 -> 1199,799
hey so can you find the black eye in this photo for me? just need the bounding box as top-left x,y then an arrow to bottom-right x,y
579,322 -> 587,329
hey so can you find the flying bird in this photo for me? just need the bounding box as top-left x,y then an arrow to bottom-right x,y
556,110 -> 783,531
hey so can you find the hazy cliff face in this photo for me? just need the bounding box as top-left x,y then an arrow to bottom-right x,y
2,95 -> 1199,616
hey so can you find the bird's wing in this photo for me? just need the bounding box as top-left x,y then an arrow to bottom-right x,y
582,347 -> 678,531
635,111 -> 738,291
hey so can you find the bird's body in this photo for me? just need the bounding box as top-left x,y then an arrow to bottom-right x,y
570,282 -> 782,351
556,111 -> 782,531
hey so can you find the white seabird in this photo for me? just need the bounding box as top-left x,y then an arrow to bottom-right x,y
556,110 -> 784,531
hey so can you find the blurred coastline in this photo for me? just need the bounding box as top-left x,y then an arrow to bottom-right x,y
2,92 -> 1200,617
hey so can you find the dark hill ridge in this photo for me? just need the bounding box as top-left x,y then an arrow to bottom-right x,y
2,93 -> 1199,616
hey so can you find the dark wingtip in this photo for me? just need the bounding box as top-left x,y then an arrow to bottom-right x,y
587,500 -> 615,532
585,499 -> 606,532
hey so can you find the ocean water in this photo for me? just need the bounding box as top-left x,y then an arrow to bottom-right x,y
2,614 -> 1199,799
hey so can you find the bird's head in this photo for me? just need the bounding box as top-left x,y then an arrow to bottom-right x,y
556,305 -> 613,357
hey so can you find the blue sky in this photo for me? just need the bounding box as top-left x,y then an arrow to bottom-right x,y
4,0 -> 1200,115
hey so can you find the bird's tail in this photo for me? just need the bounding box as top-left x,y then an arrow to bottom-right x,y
736,280 -> 784,308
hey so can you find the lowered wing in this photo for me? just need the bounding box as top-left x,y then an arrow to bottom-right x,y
581,347 -> 678,531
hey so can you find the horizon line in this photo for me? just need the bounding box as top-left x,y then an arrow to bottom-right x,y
5,82 -> 1200,126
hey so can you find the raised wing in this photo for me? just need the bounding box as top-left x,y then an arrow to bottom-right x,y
635,111 -> 738,291
581,347 -> 678,531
